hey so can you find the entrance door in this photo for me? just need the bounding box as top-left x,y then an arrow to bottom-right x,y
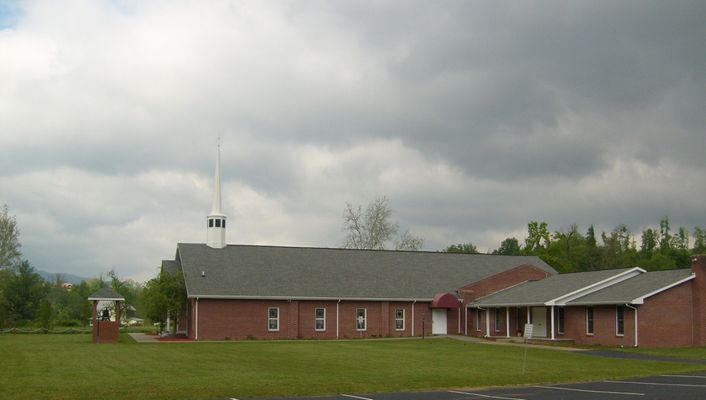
531,307 -> 547,337
432,309 -> 447,335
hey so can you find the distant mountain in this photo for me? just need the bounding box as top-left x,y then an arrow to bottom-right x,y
37,270 -> 91,285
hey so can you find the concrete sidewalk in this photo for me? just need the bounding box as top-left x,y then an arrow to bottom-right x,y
128,332 -> 159,343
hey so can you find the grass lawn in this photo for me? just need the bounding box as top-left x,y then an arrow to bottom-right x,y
622,345 -> 706,360
1,335 -> 704,400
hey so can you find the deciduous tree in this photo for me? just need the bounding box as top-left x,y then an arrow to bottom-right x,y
0,205 -> 21,268
444,243 -> 479,254
342,197 -> 423,251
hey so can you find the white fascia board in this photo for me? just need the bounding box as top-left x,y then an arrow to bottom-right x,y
547,267 -> 645,306
630,273 -> 695,305
188,294 -> 434,302
88,297 -> 125,301
470,302 -> 545,308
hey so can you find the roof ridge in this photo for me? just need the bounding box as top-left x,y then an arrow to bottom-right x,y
176,242 -> 541,257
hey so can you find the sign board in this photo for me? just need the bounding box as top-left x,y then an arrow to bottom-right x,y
523,323 -> 534,339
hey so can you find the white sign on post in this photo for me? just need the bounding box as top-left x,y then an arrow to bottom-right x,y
522,323 -> 533,374
524,323 -> 533,339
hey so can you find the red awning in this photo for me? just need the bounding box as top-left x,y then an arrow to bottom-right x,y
430,292 -> 461,308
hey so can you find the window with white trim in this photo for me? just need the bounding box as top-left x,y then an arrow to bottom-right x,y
268,307 -> 279,331
476,309 -> 482,332
557,307 -> 565,335
315,308 -> 326,331
356,308 -> 367,331
394,308 -> 405,331
586,306 -> 594,335
616,305 -> 625,336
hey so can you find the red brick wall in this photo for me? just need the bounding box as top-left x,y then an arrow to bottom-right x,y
639,281 -> 694,348
559,280 -> 694,348
188,299 -> 433,340
459,264 -> 553,306
691,255 -> 706,345
563,305 -> 636,347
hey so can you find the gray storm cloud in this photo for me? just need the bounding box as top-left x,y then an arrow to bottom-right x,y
0,0 -> 704,280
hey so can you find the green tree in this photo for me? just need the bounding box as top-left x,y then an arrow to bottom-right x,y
0,267 -> 13,327
4,260 -> 49,325
0,205 -> 21,268
524,221 -> 551,252
586,225 -> 597,248
659,217 -> 672,253
444,243 -> 479,254
640,228 -> 659,257
142,270 -> 186,333
342,197 -> 423,251
493,237 -> 521,256
694,227 -> 706,254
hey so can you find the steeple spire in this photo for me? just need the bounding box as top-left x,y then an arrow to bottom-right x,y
211,139 -> 222,215
206,140 -> 227,249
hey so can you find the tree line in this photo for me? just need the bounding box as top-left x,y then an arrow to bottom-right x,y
445,217 -> 706,273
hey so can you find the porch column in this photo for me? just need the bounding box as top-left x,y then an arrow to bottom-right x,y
485,308 -> 490,337
550,305 -> 555,340
505,307 -> 510,338
527,307 -> 531,323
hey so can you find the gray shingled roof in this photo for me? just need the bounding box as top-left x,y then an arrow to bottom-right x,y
567,268 -> 694,305
175,243 -> 556,300
161,260 -> 179,275
87,287 -> 125,301
471,268 -> 635,307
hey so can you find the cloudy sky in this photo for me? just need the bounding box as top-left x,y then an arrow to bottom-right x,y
1,0 -> 704,282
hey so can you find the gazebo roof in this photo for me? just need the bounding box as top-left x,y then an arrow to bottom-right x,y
88,287 -> 125,301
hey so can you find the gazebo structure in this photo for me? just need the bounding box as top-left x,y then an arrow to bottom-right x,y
88,287 -> 125,343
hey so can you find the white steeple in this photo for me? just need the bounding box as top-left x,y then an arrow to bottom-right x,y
206,142 -> 227,249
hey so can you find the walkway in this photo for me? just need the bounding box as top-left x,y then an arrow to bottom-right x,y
128,332 -> 159,343
447,334 -> 585,352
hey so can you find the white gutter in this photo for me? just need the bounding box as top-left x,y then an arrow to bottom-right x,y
630,274 -> 695,304
187,294 -> 433,302
195,298 -> 199,341
625,304 -> 638,347
458,306 -> 462,334
486,308 -> 490,337
412,300 -> 416,337
464,305 -> 469,336
336,299 -> 341,340
548,267 -> 645,306
550,305 -> 555,340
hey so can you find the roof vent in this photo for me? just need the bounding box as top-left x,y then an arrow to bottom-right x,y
201,271 -> 206,277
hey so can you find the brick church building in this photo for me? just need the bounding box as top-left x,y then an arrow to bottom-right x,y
162,148 -> 706,347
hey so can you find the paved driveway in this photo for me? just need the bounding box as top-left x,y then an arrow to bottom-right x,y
213,371 -> 706,400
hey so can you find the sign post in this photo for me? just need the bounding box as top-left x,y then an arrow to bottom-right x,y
522,323 -> 533,374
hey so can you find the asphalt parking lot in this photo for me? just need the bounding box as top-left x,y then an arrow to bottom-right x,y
217,371 -> 706,400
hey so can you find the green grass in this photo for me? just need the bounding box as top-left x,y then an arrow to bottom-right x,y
622,345 -> 706,360
0,335 -> 704,400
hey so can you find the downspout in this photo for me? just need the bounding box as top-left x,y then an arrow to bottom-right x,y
195,298 -> 199,341
336,299 -> 341,340
626,304 -> 638,347
550,305 -> 555,340
458,305 -> 461,334
486,308 -> 490,337
464,305 -> 469,336
412,300 -> 416,337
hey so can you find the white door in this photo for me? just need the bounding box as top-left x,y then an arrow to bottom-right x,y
531,307 -> 547,337
432,309 -> 447,335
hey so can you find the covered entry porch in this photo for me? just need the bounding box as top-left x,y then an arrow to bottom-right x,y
468,305 -> 563,340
